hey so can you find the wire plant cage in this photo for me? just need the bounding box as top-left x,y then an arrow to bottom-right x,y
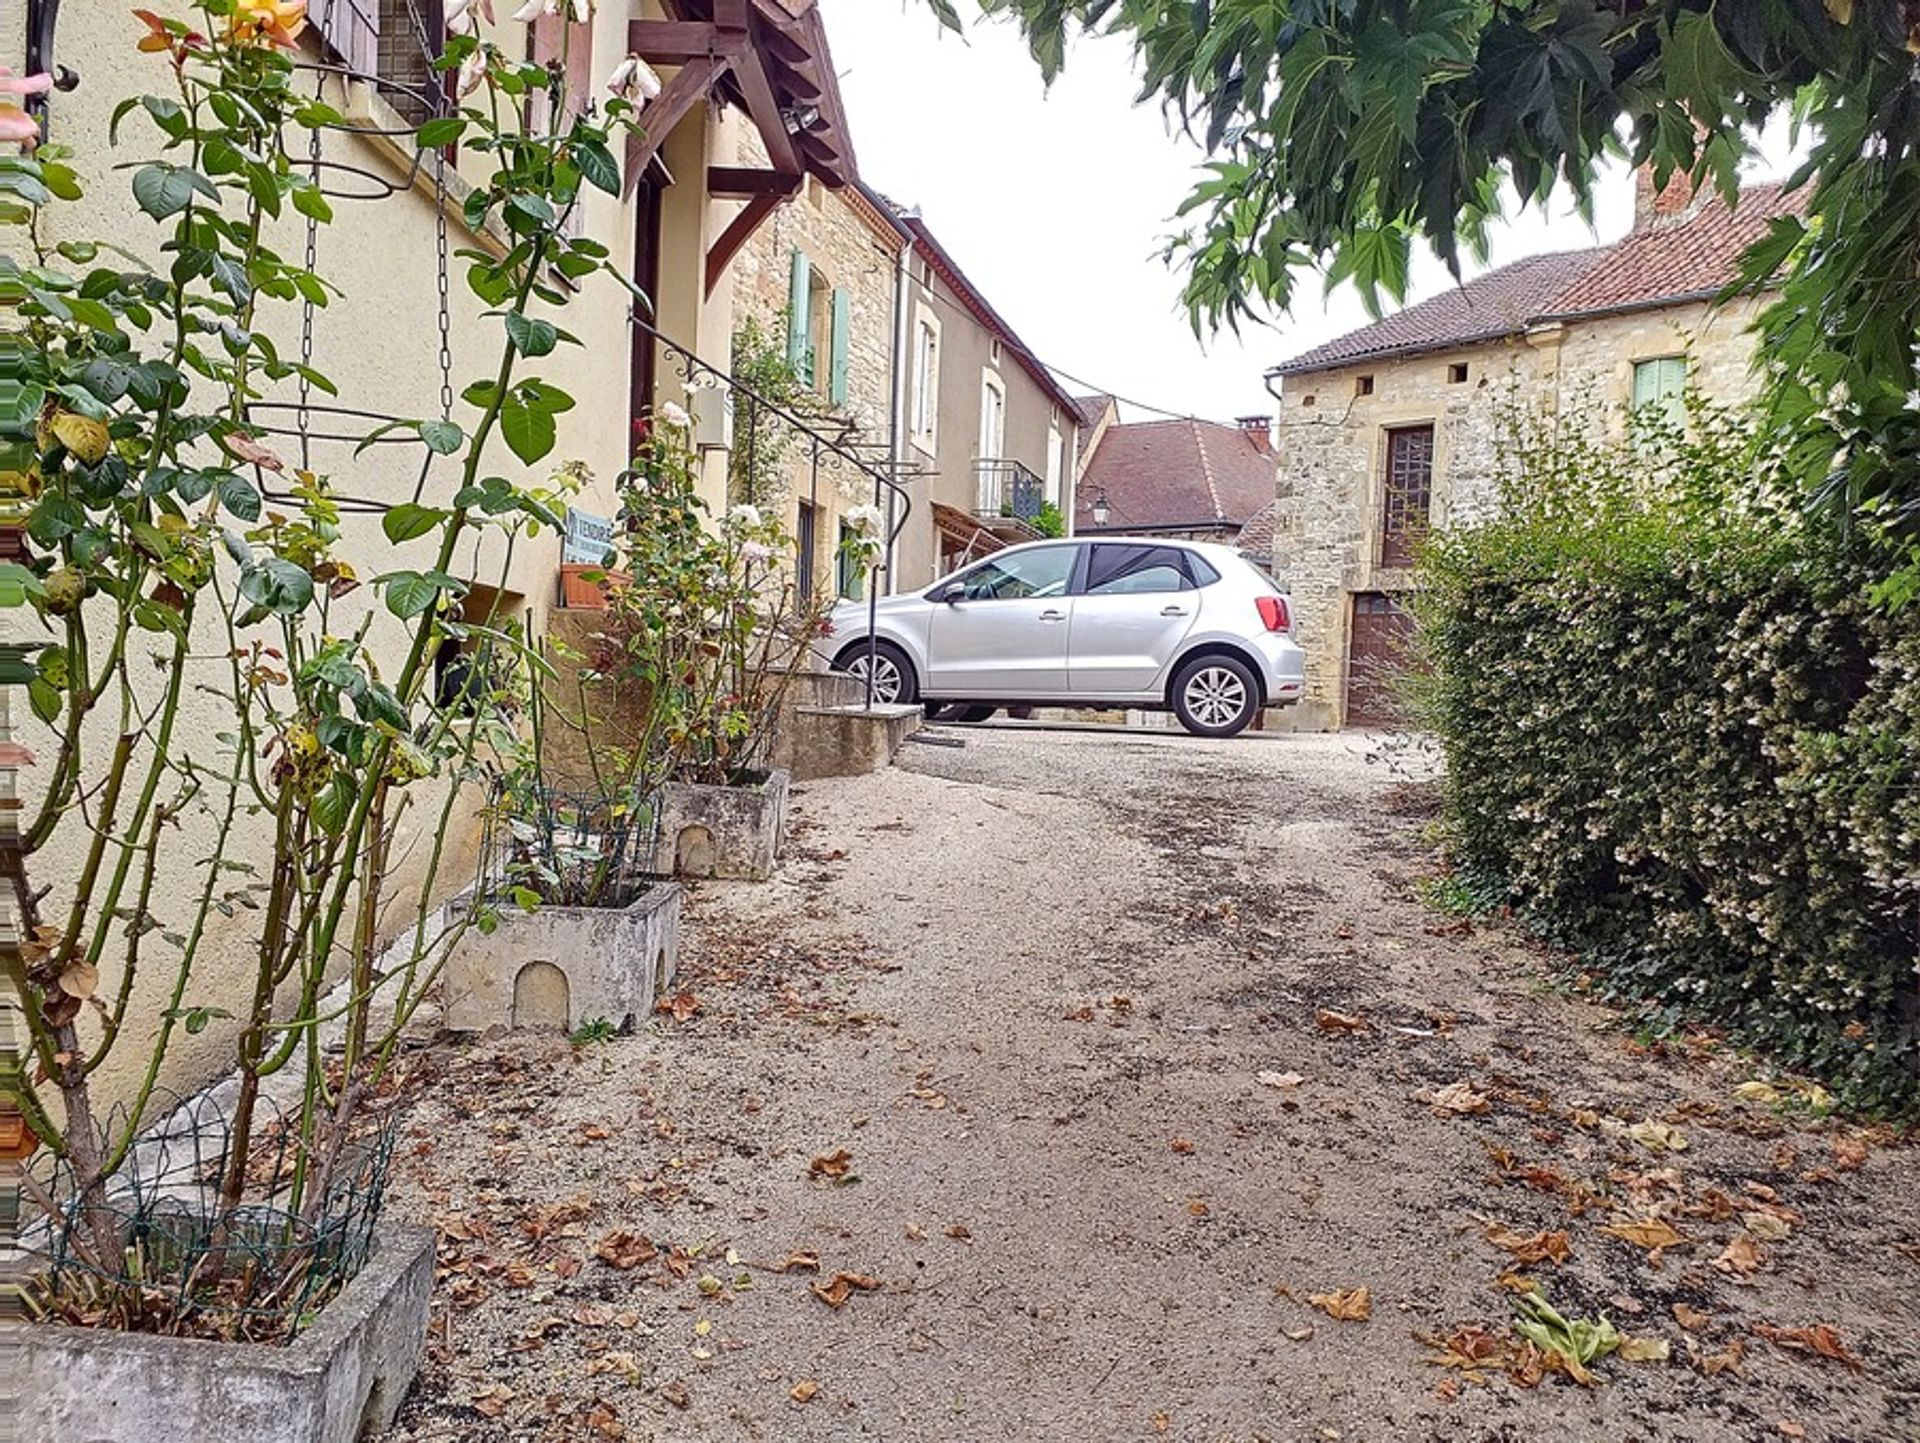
26,1091 -> 397,1344
478,778 -> 666,911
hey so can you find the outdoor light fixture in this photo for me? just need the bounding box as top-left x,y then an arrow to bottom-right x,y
1091,488 -> 1111,526
781,102 -> 821,134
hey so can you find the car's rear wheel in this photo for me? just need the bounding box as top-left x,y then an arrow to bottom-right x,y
836,641 -> 917,706
1171,654 -> 1260,737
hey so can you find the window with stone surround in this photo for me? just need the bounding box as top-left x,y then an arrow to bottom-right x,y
1630,355 -> 1687,439
1379,423 -> 1434,568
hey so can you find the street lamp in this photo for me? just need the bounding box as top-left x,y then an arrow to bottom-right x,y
1091,488 -> 1111,527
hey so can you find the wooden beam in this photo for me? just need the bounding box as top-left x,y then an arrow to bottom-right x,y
708,166 -> 803,198
731,19 -> 800,174
627,20 -> 746,65
623,54 -> 728,202
705,185 -> 796,297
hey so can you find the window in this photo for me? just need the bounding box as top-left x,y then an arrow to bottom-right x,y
796,500 -> 817,602
947,545 -> 1076,601
990,338 -> 1002,364
1044,424 -> 1063,507
837,519 -> 864,601
316,0 -> 445,124
1448,362 -> 1469,384
1631,355 -> 1687,436
786,252 -> 833,390
975,373 -> 1006,511
1355,375 -> 1375,398
911,314 -> 940,450
1083,544 -> 1197,596
433,583 -> 522,714
1380,424 -> 1434,568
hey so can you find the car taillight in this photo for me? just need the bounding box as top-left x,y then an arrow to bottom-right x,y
1256,595 -> 1292,633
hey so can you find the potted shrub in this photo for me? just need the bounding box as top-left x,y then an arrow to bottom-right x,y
7,8 -> 647,1435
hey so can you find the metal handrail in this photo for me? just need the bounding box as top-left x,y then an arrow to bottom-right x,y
973,458 -> 1046,524
628,312 -> 912,711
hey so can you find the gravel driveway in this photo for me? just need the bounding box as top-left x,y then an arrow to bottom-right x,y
383,724 -> 1917,1442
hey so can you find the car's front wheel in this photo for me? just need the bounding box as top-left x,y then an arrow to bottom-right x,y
1171,654 -> 1260,737
836,640 -> 918,706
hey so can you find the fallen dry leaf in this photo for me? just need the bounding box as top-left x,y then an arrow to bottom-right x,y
790,1380 -> 820,1404
809,1149 -> 854,1180
1743,1210 -> 1793,1243
1616,1335 -> 1672,1363
1151,1412 -> 1171,1434
1494,1271 -> 1540,1295
1423,1080 -> 1491,1116
1483,1222 -> 1572,1266
1306,1287 -> 1371,1322
472,1385 -> 515,1418
1753,1322 -> 1864,1372
1170,1137 -> 1195,1155
810,1272 -> 882,1309
1692,1337 -> 1746,1377
1778,1423 -> 1806,1440
1715,1234 -> 1766,1276
1832,1135 -> 1869,1172
945,1224 -> 972,1241
1626,1120 -> 1689,1153
1257,1070 -> 1306,1090
1315,1008 -> 1367,1034
654,992 -> 700,1022
1673,1303 -> 1712,1331
1602,1217 -> 1688,1251
658,1380 -> 690,1410
593,1230 -> 656,1271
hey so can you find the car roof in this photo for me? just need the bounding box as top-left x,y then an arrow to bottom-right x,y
996,535 -> 1229,556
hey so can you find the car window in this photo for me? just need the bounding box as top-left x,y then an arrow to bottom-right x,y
953,545 -> 1077,600
1084,544 -> 1196,595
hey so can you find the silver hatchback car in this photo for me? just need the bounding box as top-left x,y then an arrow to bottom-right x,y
828,537 -> 1305,737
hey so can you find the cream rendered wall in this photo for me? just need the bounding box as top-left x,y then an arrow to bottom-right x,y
14,2 -> 743,1112
904,263 -> 1074,590
1273,294 -> 1771,729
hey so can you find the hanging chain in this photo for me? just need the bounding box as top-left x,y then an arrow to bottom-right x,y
295,0 -> 341,473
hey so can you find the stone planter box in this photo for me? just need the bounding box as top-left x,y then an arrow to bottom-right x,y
651,769 -> 790,881
20,1222 -> 435,1443
442,881 -> 682,1033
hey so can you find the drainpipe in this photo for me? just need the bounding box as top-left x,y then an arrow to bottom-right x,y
885,214 -> 918,597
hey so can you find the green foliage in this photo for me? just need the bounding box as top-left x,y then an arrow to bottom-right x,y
1031,500 -> 1066,538
971,0 -> 1920,572
1413,412 -> 1920,1111
727,316 -> 833,507
569,1016 -> 619,1047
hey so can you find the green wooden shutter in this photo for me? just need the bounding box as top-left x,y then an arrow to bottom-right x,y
829,289 -> 851,407
786,250 -> 810,375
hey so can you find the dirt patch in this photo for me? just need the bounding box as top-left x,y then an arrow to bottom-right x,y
382,727 -> 1918,1442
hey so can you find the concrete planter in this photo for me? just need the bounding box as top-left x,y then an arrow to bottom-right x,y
651,770 -> 791,881
20,1222 -> 435,1443
442,881 -> 682,1033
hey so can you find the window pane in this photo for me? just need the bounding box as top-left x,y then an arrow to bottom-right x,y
1380,424 -> 1433,567
1085,544 -> 1194,594
957,545 -> 1075,600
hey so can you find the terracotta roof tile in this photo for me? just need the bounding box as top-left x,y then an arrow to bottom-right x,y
1273,250 -> 1601,376
1271,183 -> 1807,377
1542,183 -> 1799,318
1075,418 -> 1275,531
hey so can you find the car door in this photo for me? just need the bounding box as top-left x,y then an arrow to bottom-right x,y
1066,543 -> 1205,698
925,543 -> 1080,697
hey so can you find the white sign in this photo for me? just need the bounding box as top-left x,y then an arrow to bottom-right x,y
563,508 -> 615,565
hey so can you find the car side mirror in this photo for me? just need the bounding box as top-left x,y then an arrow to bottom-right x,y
937,582 -> 967,604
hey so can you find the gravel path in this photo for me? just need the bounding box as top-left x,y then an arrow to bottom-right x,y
382,725 -> 1917,1442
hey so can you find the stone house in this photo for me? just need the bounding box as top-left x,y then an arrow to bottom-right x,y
1072,411 -> 1276,549
883,206 -> 1083,588
731,163 -> 907,603
1265,179 -> 1800,730
12,0 -> 863,1107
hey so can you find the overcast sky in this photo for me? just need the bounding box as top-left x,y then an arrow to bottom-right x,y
819,2 -> 1793,427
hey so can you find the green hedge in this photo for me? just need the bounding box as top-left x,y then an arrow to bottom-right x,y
1416,422 -> 1920,1111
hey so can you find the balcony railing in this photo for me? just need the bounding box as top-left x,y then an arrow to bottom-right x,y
974,458 -> 1046,524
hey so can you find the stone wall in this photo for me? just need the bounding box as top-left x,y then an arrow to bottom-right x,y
731,142 -> 902,604
1272,295 -> 1771,729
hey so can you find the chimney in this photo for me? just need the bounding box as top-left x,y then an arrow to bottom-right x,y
1632,161 -> 1702,232
1236,414 -> 1273,455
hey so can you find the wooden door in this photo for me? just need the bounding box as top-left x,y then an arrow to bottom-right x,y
1346,592 -> 1414,728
